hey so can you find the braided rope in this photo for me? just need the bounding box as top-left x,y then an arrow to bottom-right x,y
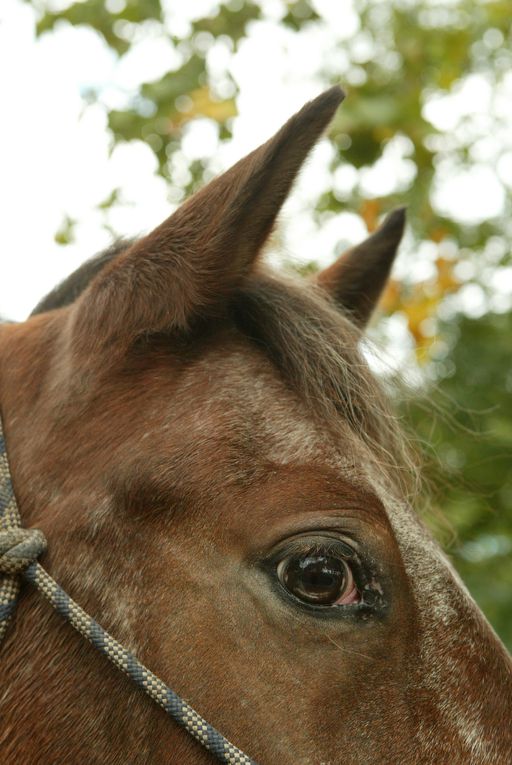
0,421 -> 257,765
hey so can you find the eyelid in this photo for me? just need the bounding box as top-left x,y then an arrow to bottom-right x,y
268,532 -> 357,562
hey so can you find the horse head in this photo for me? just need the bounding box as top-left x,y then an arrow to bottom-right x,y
1,87 -> 510,764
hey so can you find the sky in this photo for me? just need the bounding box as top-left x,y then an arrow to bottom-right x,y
0,0 -> 511,330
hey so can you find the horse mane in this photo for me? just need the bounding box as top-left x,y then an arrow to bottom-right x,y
32,243 -> 415,495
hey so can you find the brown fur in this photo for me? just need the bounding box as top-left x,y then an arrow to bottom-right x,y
0,88 -> 510,764
316,207 -> 406,326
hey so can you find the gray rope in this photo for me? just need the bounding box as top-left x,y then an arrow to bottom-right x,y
0,420 -> 257,765
0,528 -> 47,574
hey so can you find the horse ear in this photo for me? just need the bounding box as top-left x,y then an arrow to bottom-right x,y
316,207 -> 406,327
73,86 -> 345,352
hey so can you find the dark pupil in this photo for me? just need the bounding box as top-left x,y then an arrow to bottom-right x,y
283,554 -> 346,605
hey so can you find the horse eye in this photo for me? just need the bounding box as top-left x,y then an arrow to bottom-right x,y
276,552 -> 359,607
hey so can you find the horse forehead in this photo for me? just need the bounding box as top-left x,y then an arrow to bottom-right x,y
172,345 -> 361,469
172,349 -> 490,643
141,342 -> 451,557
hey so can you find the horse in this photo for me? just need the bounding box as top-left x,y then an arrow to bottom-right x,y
0,86 -> 510,764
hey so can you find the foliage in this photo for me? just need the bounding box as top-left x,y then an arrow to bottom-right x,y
406,310 -> 512,648
26,0 -> 512,645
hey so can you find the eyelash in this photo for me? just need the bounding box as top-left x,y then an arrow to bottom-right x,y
271,535 -> 355,563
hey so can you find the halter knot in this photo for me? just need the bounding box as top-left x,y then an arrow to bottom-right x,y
0,528 -> 47,574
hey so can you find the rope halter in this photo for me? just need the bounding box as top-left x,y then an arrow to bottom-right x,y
0,528 -> 47,575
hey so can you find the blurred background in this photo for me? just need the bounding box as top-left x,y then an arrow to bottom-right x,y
1,0 -> 511,646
